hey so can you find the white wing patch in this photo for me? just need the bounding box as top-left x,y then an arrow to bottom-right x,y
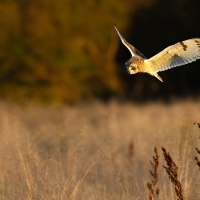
147,38 -> 200,73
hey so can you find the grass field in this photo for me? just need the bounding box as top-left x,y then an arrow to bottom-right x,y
0,99 -> 200,199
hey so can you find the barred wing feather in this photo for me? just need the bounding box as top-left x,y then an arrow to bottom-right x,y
114,24 -> 146,59
148,38 -> 200,73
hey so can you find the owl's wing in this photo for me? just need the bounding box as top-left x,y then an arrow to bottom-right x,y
147,38 -> 200,72
114,24 -> 146,59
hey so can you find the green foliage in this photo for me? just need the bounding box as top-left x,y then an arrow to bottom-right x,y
0,0 -> 151,104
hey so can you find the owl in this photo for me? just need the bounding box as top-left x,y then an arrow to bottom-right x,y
114,24 -> 200,82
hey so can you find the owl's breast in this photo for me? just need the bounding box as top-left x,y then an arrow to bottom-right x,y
139,60 -> 154,74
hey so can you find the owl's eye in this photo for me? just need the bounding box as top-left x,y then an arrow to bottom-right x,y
131,67 -> 136,70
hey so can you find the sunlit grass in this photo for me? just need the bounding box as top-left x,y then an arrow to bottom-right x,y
0,100 -> 199,199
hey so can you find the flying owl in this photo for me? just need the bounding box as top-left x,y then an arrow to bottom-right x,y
114,24 -> 200,82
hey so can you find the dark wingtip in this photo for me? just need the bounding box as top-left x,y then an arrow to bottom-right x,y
114,23 -> 116,27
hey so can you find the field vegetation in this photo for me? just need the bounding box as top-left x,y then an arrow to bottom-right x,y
0,100 -> 200,199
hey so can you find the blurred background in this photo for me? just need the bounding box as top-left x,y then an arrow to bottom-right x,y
1,1 -> 200,198
0,0 -> 200,104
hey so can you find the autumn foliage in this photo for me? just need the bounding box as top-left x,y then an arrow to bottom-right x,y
0,0 -> 151,103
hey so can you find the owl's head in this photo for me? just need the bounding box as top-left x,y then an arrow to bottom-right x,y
125,58 -> 139,74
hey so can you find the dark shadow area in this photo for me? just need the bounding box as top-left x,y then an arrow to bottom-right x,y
116,0 -> 200,102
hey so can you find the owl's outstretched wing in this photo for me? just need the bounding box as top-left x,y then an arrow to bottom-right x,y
147,38 -> 200,73
114,24 -> 146,59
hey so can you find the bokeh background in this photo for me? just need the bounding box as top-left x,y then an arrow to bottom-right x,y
1,1 -> 200,199
1,0 -> 200,104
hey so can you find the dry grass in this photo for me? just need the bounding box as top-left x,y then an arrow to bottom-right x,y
162,147 -> 183,200
147,147 -> 159,200
195,148 -> 200,170
0,99 -> 200,199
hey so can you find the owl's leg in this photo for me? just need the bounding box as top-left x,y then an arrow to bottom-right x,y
153,73 -> 163,82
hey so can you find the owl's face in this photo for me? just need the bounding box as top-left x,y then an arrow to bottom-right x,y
125,59 -> 139,74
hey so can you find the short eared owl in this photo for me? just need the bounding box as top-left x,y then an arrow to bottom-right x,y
114,24 -> 200,82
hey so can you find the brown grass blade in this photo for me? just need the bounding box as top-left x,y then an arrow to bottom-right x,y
147,147 -> 159,200
162,147 -> 184,200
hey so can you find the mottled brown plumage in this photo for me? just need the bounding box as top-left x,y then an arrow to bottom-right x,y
114,24 -> 200,82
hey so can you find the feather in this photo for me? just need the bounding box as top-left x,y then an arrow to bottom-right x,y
114,24 -> 146,59
147,38 -> 200,72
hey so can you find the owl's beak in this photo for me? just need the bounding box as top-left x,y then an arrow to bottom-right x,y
127,69 -> 130,74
